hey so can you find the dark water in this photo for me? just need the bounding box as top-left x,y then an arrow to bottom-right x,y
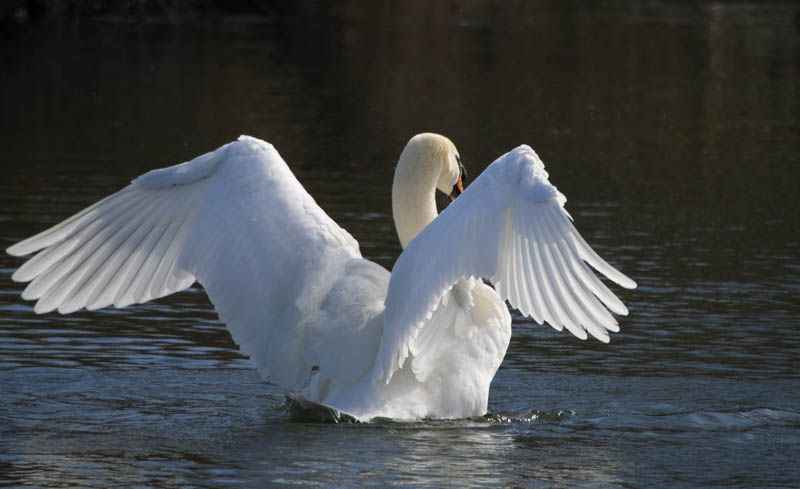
1,2 -> 799,488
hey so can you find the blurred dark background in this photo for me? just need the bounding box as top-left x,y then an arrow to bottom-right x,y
3,0 -> 282,23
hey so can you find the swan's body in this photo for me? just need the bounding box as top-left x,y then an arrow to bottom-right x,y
7,134 -> 635,421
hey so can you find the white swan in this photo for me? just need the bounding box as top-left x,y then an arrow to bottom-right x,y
7,134 -> 636,421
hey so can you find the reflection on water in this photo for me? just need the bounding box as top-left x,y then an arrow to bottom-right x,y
0,287 -> 242,370
1,1 -> 799,488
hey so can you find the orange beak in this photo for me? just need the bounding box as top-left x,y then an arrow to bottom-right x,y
449,176 -> 464,201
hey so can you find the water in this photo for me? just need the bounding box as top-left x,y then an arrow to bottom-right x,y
1,2 -> 799,487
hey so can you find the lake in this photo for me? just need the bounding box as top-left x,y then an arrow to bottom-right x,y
1,1 -> 799,488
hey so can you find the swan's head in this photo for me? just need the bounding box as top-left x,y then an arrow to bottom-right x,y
398,133 -> 467,201
393,133 -> 468,248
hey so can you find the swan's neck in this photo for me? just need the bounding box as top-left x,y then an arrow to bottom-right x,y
392,153 -> 439,249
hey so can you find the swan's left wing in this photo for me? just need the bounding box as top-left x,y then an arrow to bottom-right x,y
7,136 -> 363,390
375,145 -> 636,383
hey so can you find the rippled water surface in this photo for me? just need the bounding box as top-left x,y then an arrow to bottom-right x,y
1,2 -> 799,488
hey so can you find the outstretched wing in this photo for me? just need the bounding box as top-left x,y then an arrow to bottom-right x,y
375,145 -> 636,382
7,135 -> 362,389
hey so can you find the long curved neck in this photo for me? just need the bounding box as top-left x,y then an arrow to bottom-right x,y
392,152 -> 439,249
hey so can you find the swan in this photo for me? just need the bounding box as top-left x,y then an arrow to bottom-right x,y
6,134 -> 636,422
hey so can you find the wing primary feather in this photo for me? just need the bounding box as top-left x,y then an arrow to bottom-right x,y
143,185 -> 198,300
496,209 -> 513,299
525,212 -> 552,324
555,262 -> 610,340
18,188 -> 153,296
507,228 -> 522,311
509,229 -> 524,313
55,219 -> 143,313
22,189 -> 155,306
519,233 -> 542,324
139,219 -> 182,302
535,218 -> 587,340
519,229 -> 545,324
561,213 -> 637,289
535,211 -> 605,341
37,196 -> 160,313
55,188 -> 179,313
81,189 -> 179,310
7,186 -> 138,257
12,234 -> 80,283
529,234 -> 563,332
520,230 -> 539,319
113,222 -> 170,308
546,206 -> 630,316
130,220 -> 179,304
530,209 -> 583,338
541,208 -> 620,332
89,210 -> 167,309
514,230 -> 534,319
524,212 -> 552,324
565,236 -> 629,316
151,214 -> 193,297
504,223 -> 517,306
552,237 -> 619,333
543,245 -> 590,338
31,259 -> 88,313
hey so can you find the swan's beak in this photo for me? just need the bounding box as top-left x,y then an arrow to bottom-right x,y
449,163 -> 467,201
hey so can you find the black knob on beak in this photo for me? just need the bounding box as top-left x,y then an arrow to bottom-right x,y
449,160 -> 466,201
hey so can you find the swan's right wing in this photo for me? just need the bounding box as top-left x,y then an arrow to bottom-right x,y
375,144 -> 636,383
7,136 -> 362,390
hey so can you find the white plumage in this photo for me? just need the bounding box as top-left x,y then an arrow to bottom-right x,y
7,134 -> 636,421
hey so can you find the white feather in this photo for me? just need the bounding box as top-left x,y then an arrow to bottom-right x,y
8,135 -> 635,421
375,144 -> 636,383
